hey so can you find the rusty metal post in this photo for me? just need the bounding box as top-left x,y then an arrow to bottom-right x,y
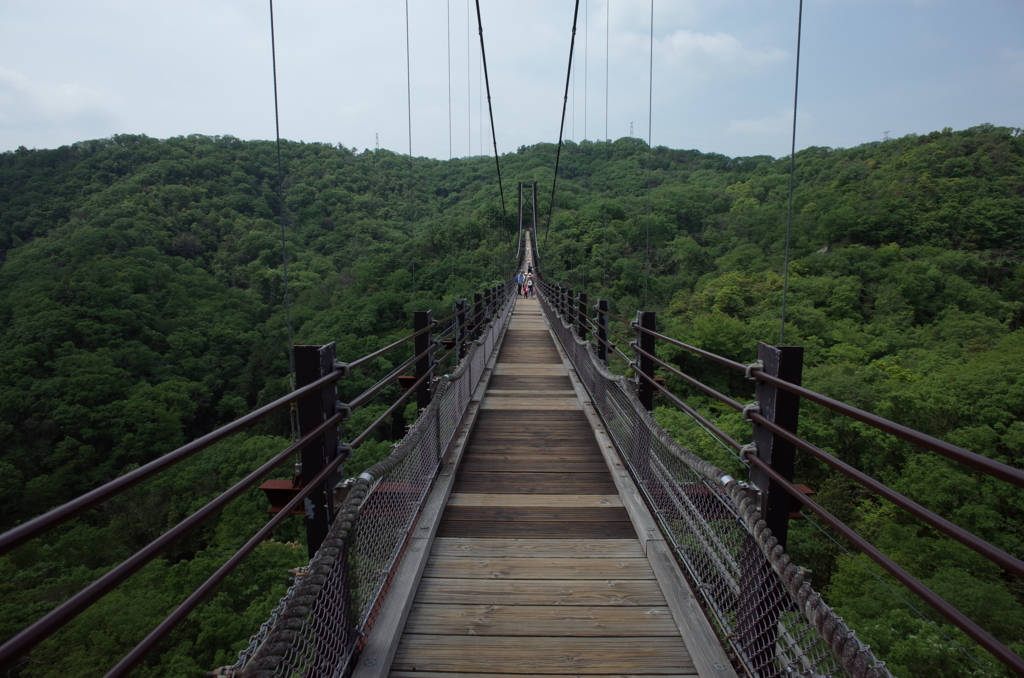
749,343 -> 804,549
635,312 -> 656,411
294,343 -> 342,559
576,293 -> 588,340
565,288 -> 574,325
596,299 -> 609,364
414,311 -> 434,411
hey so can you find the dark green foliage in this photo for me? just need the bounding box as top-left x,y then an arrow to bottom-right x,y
2,124 -> 1023,676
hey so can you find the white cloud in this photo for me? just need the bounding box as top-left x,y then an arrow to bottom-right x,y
726,109 -> 812,141
0,67 -> 121,146
656,29 -> 787,75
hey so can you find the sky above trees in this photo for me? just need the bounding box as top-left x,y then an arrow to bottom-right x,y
1,0 -> 1022,159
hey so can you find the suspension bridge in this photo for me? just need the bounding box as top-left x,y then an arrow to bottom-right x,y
1,216 -> 1022,678
1,1 -> 1023,677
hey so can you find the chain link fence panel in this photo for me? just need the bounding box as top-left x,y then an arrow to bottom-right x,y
537,289 -> 891,678
235,288 -> 515,678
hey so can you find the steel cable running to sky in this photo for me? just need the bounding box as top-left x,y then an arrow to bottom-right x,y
779,0 -> 804,344
473,0 -> 509,233
543,0 -> 582,250
267,0 -> 297,440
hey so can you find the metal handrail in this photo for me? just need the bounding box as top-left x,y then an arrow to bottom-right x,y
634,322 -> 1024,489
0,367 -> 342,556
629,350 -> 1024,579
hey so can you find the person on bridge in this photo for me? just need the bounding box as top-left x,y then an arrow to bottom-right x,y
515,271 -> 525,297
526,273 -> 535,298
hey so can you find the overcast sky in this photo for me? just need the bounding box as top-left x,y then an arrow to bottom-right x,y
2,0 -> 1022,160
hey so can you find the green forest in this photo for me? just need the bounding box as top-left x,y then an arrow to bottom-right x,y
1,123 -> 1023,677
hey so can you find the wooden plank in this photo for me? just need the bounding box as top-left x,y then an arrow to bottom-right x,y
459,458 -> 610,473
403,604 -> 680,636
441,506 -> 631,523
421,556 -> 655,580
430,537 -> 641,558
487,375 -> 573,389
391,636 -> 694,674
445,494 -> 623,508
392,673 -> 696,678
412,579 -> 674,608
460,451 -> 605,462
485,389 -> 578,396
435,521 -> 639,539
493,364 -> 567,375
464,444 -> 603,454
453,480 -> 619,495
481,398 -> 581,410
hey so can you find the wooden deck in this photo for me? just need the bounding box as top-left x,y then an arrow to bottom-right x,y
354,229 -> 736,678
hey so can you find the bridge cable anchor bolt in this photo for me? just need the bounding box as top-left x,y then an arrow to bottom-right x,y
741,402 -> 761,423
744,359 -> 763,381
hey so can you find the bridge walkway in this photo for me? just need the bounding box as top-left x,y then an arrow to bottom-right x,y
355,291 -> 736,678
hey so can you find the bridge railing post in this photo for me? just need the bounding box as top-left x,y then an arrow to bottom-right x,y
749,343 -> 804,549
455,299 -> 468,362
472,292 -> 484,339
565,288 -> 574,326
635,311 -> 656,411
596,299 -> 609,365
294,342 -> 344,560
414,310 -> 434,411
737,342 -> 803,675
576,293 -> 588,340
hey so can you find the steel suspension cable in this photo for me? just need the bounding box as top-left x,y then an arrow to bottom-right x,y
779,0 -> 803,344
642,0 -> 654,310
602,0 -> 609,287
405,0 -> 417,311
544,0 -> 582,250
473,0 -> 509,233
268,0 -> 297,438
447,0 -> 455,286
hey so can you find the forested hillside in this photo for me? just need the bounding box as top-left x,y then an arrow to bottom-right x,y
1,124 -> 1022,677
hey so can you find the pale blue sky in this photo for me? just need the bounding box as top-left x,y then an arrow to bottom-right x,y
1,0 -> 1021,159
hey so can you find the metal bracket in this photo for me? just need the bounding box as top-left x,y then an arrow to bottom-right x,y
739,441 -> 757,460
332,360 -> 350,378
744,359 -> 763,381
335,401 -> 352,421
741,402 -> 761,423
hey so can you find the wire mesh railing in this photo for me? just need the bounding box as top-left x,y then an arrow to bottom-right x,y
235,286 -> 515,678
536,281 -> 892,678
